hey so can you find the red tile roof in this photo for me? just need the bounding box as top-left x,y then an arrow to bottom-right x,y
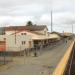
5,25 -> 48,31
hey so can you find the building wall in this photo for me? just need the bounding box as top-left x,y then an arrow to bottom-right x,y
34,28 -> 48,36
0,35 -> 6,51
0,41 -> 6,51
25,31 -> 44,40
6,31 -> 34,52
49,34 -> 61,40
0,35 -> 5,41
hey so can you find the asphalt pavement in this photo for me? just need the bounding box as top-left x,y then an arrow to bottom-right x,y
0,40 -> 72,75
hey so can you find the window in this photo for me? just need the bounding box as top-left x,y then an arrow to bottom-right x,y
22,41 -> 23,45
44,31 -> 46,35
48,33 -> 49,36
22,41 -> 26,45
21,33 -> 23,35
21,33 -> 26,35
23,41 -> 26,44
4,38 -> 6,40
24,33 -> 26,35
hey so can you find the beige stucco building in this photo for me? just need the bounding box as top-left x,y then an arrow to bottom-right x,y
0,25 -> 62,52
5,30 -> 33,52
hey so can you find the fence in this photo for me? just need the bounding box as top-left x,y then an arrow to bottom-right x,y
0,39 -> 67,65
52,40 -> 74,75
0,51 -> 13,65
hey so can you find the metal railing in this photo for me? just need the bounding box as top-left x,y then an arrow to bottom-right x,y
63,42 -> 75,75
52,40 -> 74,75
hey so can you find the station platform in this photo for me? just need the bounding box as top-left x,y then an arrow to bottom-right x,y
0,40 -> 74,75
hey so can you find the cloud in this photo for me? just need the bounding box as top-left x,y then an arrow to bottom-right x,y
0,16 -> 35,26
0,0 -> 75,32
9,4 -> 46,16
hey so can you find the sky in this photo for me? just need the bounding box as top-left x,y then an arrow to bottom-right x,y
0,0 -> 75,33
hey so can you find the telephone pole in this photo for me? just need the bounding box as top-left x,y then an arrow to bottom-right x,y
51,10 -> 53,32
72,24 -> 73,33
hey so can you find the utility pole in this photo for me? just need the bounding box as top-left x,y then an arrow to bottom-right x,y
3,27 -> 6,65
51,10 -> 53,32
72,24 -> 73,33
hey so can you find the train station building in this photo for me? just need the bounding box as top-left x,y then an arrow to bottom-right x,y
0,25 -> 65,54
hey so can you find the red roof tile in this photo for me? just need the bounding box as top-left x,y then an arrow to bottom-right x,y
5,25 -> 48,31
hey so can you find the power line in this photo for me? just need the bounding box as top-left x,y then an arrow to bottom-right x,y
47,24 -> 72,28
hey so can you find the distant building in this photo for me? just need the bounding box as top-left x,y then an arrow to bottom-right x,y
50,31 -> 63,40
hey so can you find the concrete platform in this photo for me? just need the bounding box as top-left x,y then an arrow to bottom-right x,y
0,40 -> 73,75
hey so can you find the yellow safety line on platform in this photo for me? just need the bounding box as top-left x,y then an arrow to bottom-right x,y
52,41 -> 74,75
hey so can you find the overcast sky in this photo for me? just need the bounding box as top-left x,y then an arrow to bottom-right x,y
0,0 -> 75,33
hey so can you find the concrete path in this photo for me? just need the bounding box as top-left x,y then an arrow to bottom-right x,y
0,40 -> 72,75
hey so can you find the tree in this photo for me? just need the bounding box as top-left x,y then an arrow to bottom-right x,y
26,21 -> 33,26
